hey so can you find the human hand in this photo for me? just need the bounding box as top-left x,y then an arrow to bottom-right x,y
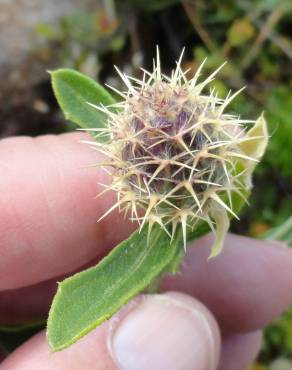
0,132 -> 292,370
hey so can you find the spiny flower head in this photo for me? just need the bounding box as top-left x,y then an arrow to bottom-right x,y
86,48 -> 268,257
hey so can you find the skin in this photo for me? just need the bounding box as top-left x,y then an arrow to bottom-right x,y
0,132 -> 292,369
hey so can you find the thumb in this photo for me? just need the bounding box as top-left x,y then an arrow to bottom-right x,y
111,292 -> 220,370
1,292 -> 220,370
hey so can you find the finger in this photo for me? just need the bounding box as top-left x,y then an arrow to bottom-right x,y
218,331 -> 262,370
0,255 -> 103,326
0,133 -> 136,290
0,280 -> 56,326
0,255 -> 102,326
0,345 -> 7,363
2,233 -> 292,336
1,292 -> 220,370
162,233 -> 292,333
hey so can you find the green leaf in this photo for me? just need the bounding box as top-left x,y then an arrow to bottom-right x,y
50,69 -> 115,133
47,220 -> 210,351
48,225 -> 174,350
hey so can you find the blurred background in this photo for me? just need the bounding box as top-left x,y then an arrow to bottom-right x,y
0,0 -> 291,368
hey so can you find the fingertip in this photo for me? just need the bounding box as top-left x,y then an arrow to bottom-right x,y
110,292 -> 221,370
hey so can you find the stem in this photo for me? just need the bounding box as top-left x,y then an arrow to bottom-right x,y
241,6 -> 284,69
262,216 -> 292,242
182,1 -> 217,53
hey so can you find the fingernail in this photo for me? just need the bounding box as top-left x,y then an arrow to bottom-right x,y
109,293 -> 219,370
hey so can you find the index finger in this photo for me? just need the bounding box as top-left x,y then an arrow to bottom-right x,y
0,132 -> 135,290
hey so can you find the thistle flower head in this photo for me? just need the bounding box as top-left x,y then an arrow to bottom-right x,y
88,48 -> 268,257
